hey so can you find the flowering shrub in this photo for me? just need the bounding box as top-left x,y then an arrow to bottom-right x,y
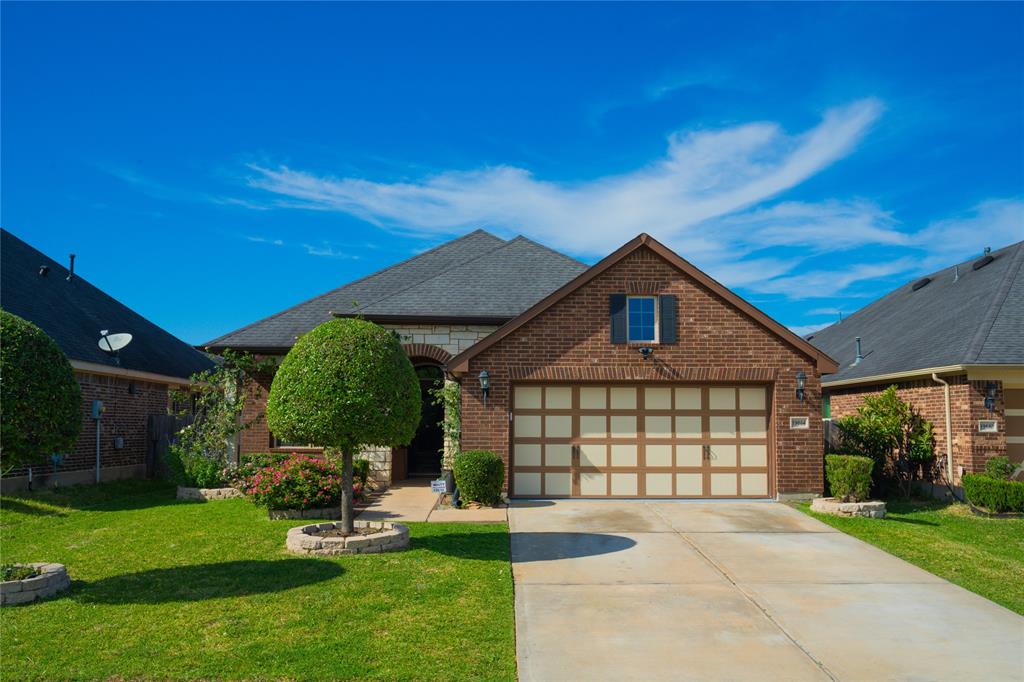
239,454 -> 364,510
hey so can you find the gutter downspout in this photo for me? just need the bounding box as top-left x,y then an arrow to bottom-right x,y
931,373 -> 956,492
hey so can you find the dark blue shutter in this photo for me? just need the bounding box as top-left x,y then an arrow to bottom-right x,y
609,294 -> 627,344
659,295 -> 677,343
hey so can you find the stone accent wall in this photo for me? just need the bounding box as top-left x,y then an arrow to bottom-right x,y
382,324 -> 498,357
1,371 -> 172,491
460,245 -> 825,496
827,376 -> 1007,483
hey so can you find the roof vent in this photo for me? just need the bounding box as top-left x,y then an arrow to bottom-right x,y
911,276 -> 931,291
66,254 -> 76,281
852,337 -> 864,366
972,254 -> 994,271
38,265 -> 50,277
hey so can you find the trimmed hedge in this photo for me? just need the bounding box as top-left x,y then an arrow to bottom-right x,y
825,454 -> 874,502
0,310 -> 82,472
984,456 -> 1016,481
453,450 -> 504,505
962,473 -> 1024,514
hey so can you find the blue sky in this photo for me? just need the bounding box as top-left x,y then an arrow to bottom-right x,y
3,2 -> 1022,344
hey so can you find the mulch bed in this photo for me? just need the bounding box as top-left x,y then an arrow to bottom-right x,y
313,527 -> 381,538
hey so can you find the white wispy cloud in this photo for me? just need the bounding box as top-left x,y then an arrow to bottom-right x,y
302,243 -> 359,259
246,235 -> 284,246
787,323 -> 830,337
244,98 -> 885,257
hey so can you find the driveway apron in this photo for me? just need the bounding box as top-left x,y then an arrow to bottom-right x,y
510,500 -> 1024,682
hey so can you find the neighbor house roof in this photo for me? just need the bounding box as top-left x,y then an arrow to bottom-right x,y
809,240 -> 1024,386
1,229 -> 214,381
204,229 -> 588,351
448,233 -> 839,375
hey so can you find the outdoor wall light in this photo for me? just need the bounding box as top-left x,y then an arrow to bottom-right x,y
984,382 -> 997,412
795,371 -> 807,403
478,370 -> 490,405
637,346 -> 655,360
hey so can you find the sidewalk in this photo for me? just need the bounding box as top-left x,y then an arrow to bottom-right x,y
357,478 -> 509,523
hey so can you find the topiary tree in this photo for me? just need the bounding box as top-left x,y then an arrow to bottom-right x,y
266,318 -> 420,533
0,310 -> 82,474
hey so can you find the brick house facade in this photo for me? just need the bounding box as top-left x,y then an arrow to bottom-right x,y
450,235 -> 837,498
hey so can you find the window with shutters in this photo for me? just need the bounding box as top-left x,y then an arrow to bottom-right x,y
627,296 -> 658,342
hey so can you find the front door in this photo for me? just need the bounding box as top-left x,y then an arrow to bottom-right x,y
407,365 -> 444,476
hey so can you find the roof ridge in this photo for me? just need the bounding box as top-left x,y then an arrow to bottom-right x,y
965,241 -> 1024,362
507,234 -> 589,267
346,234 -> 533,315
203,229 -> 504,346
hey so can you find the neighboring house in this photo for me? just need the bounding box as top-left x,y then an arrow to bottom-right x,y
209,230 -> 837,499
0,229 -> 214,491
810,240 -> 1024,483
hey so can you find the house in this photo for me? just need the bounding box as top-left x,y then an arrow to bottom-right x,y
809,240 -> 1024,483
209,230 -> 837,499
0,229 -> 214,491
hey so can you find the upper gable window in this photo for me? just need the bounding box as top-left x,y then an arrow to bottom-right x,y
627,296 -> 658,342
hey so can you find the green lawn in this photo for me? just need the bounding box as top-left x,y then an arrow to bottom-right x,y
0,480 -> 515,681
799,498 -> 1024,615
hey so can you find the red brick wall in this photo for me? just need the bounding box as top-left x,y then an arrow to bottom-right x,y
239,366 -> 277,454
6,371 -> 170,480
827,376 -> 1006,483
461,246 -> 824,495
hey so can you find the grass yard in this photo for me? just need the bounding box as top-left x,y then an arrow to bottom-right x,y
0,480 -> 516,681
799,498 -> 1024,615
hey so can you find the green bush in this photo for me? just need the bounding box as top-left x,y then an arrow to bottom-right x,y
825,454 -> 874,502
962,473 -> 1024,513
454,450 -> 504,505
240,454 -> 363,510
164,444 -> 229,488
353,458 -> 371,489
984,456 -> 1016,481
1,564 -> 39,581
0,310 -> 82,473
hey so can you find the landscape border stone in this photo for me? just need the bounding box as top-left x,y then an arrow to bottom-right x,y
1,563 -> 70,606
811,497 -> 886,518
176,486 -> 242,501
286,520 -> 410,555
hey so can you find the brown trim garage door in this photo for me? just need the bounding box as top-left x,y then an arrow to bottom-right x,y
510,384 -> 772,498
1006,388 -> 1024,464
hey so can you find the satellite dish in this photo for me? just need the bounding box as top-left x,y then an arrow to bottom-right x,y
99,332 -> 133,353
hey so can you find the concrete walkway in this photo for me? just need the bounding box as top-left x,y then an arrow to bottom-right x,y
357,479 -> 508,523
511,500 -> 1024,682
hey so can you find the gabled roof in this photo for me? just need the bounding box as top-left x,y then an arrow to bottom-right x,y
448,233 -> 839,374
1,229 -> 214,380
204,229 -> 587,350
810,240 -> 1024,385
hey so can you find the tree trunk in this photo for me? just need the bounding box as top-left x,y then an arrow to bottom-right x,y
340,449 -> 355,534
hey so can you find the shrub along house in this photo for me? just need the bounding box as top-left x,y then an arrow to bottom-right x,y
210,230 -> 838,499
809,240 -> 1024,485
0,229 -> 214,491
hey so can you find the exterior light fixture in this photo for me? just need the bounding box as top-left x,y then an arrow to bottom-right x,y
984,382 -> 997,412
638,346 -> 654,360
478,370 -> 490,405
795,371 -> 807,402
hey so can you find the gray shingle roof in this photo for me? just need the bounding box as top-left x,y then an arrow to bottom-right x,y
809,240 -> 1024,383
1,229 -> 215,380
205,230 -> 587,350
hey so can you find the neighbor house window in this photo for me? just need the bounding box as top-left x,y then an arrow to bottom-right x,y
627,296 -> 658,342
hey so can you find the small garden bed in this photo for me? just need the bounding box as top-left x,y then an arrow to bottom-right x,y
1,562 -> 70,606
286,520 -> 409,555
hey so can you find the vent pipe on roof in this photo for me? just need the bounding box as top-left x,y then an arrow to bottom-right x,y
984,246 -> 991,255
38,265 -> 49,277
953,264 -> 959,282
852,337 -> 863,366
66,254 -> 76,281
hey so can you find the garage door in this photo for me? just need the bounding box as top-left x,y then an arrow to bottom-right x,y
510,384 -> 771,498
1007,388 -> 1024,464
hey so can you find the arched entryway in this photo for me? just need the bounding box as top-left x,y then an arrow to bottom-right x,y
406,364 -> 445,476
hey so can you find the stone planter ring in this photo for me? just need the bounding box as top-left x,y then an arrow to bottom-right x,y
286,521 -> 409,556
811,497 -> 886,518
1,563 -> 71,606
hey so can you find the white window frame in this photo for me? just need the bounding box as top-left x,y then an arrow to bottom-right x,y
626,295 -> 659,344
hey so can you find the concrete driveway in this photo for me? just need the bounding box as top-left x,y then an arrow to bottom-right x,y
510,500 -> 1024,682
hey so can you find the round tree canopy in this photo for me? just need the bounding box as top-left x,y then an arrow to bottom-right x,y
0,310 -> 82,471
266,318 -> 421,453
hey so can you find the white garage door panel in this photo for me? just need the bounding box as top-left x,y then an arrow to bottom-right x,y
511,384 -> 771,498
